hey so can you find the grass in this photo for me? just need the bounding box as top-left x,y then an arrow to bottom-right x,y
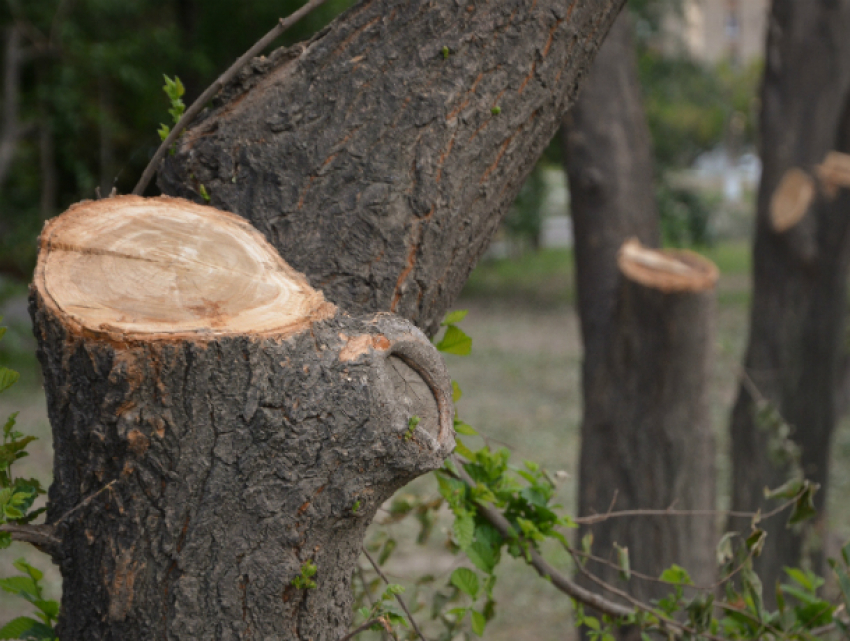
462,248 -> 575,306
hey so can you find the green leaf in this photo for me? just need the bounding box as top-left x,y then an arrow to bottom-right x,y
659,564 -> 693,586
454,420 -> 477,436
581,533 -> 593,558
785,567 -> 813,591
34,599 -> 58,621
716,531 -> 737,565
742,567 -> 764,621
450,567 -> 479,598
4,505 -> 23,519
842,540 -> 850,567
0,368 -> 19,394
436,474 -> 466,510
614,544 -> 630,582
436,325 -> 472,356
745,528 -> 766,557
475,523 -> 502,549
764,477 -> 803,500
465,541 -> 497,574
453,512 -> 475,550
452,380 -> 463,403
3,413 -> 18,436
0,576 -> 37,598
788,482 -> 819,525
442,310 -> 468,325
453,439 -> 476,461
0,616 -> 52,640
378,538 -> 396,565
835,560 -> 850,617
470,609 -> 486,636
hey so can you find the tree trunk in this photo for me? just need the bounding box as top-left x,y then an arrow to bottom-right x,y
157,0 -> 627,337
728,0 -> 850,594
30,195 -> 454,640
574,241 -> 719,612
563,11 -> 716,612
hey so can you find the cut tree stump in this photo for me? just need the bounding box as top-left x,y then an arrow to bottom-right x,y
29,195 -> 455,640
578,239 -> 718,607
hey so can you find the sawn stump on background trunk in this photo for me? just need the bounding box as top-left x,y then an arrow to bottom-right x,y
29,195 -> 455,640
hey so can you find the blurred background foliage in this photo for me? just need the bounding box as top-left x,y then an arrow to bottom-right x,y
500,0 -> 762,253
0,0 -> 353,280
0,0 -> 762,279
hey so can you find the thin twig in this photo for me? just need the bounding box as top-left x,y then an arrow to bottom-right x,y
132,0 -> 328,195
568,546 -> 727,641
339,617 -> 385,641
448,456 -> 634,620
574,491 -> 803,526
52,479 -> 117,527
0,523 -> 61,556
0,471 -> 118,559
356,564 -> 390,641
362,547 -> 428,641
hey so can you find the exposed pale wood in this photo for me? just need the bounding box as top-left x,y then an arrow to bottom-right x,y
816,150 -> 850,197
770,168 -> 815,232
36,195 -> 335,341
618,238 -> 719,293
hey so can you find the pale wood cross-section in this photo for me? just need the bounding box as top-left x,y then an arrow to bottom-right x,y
770,168 -> 815,232
34,195 -> 335,340
618,238 -> 719,293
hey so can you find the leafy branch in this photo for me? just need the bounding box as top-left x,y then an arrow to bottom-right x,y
349,309 -> 850,641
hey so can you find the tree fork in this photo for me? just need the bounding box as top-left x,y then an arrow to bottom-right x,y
29,196 -> 454,640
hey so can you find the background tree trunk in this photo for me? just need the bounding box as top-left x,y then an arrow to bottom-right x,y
562,11 -> 716,614
581,241 -> 718,599
31,196 -> 454,640
0,25 -> 23,188
157,0 -> 627,337
728,0 -> 850,594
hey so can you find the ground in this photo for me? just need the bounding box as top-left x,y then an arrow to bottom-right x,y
1,242 -> 849,639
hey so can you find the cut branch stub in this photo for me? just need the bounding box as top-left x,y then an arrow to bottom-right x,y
816,150 -> 850,198
617,238 -> 719,293
770,168 -> 815,233
30,195 -> 454,640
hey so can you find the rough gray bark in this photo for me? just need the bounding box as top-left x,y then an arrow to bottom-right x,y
29,197 -> 455,640
728,0 -> 850,596
158,0 -> 627,337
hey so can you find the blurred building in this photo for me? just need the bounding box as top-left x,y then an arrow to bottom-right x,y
666,0 -> 769,65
